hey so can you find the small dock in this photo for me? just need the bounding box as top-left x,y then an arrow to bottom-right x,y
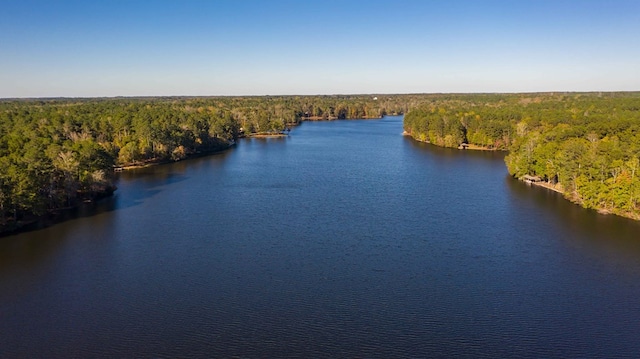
522,175 -> 542,184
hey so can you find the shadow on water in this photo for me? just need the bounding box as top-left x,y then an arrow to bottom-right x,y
0,174 -> 190,285
0,196 -> 118,240
243,136 -> 289,143
114,172 -> 187,209
0,174 -> 187,240
0,148 -> 237,240
0,227 -> 84,287
0,149 -> 237,271
505,175 -> 640,260
237,135 -> 290,150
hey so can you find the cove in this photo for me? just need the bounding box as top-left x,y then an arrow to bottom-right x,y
1,116 -> 640,358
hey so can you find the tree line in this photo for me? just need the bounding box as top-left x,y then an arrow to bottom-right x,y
403,92 -> 640,220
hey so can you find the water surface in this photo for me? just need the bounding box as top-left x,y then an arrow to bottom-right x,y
2,116 -> 640,358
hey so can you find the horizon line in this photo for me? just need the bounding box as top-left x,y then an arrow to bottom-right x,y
2,90 -> 640,101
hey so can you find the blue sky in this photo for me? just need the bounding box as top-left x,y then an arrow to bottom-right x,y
1,0 -> 639,97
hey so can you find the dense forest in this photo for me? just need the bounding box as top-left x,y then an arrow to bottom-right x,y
403,92 -> 640,220
0,94 -> 413,233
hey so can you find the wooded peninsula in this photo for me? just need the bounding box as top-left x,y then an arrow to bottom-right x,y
1,92 -> 639,233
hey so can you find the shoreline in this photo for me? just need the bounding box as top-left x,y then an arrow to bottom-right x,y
115,143 -> 235,171
402,131 -> 503,152
303,115 -> 383,121
459,143 -> 500,151
526,179 -> 639,220
526,180 -> 564,194
244,133 -> 289,138
525,178 -> 639,220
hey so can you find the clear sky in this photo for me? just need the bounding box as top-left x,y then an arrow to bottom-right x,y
1,0 -> 639,97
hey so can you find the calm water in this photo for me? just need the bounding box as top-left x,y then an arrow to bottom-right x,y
2,116 -> 640,358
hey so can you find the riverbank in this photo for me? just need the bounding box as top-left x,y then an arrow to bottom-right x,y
402,131 -> 502,152
459,143 -> 500,151
115,142 -> 236,171
526,179 -> 564,194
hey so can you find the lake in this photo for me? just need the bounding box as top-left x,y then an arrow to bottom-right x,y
2,116 -> 640,358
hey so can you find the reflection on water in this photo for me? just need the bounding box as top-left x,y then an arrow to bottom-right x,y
505,175 -> 640,263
